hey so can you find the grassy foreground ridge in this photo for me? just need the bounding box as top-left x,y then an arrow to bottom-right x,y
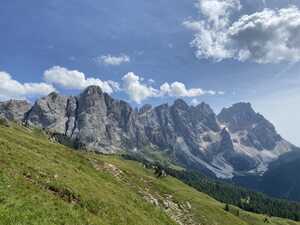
0,122 -> 299,225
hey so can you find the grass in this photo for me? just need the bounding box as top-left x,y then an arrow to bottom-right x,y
0,123 -> 299,225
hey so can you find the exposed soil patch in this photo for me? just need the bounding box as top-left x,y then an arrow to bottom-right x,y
140,189 -> 197,225
90,159 -> 124,180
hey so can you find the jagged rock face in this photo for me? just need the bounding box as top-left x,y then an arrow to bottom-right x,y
219,128 -> 234,153
65,96 -> 78,137
170,100 -> 221,158
192,103 -> 220,132
26,92 -> 70,134
0,100 -> 31,121
73,86 -> 111,151
217,102 -> 295,176
1,87 -> 297,179
70,87 -> 140,152
26,86 -> 140,153
218,103 -> 282,151
218,103 -> 257,131
138,100 -> 221,158
136,99 -> 228,176
219,128 -> 257,172
248,121 -> 281,150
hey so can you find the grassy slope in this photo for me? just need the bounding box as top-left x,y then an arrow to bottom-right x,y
0,123 -> 298,225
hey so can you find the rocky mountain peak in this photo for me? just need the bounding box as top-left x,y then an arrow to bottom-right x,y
81,85 -> 103,97
218,102 -> 282,151
26,92 -> 70,134
218,102 -> 261,132
47,91 -> 60,99
78,86 -> 106,114
229,102 -> 253,111
172,99 -> 189,110
219,102 -> 254,115
195,102 -> 215,115
45,92 -> 68,103
0,100 -> 31,121
190,102 -> 220,132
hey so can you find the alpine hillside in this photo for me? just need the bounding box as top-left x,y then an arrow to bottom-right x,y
0,120 -> 299,225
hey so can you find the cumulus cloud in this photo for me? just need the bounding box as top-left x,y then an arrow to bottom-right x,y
183,0 -> 241,61
122,72 -> 220,103
160,82 -> 207,97
44,66 -> 120,94
0,68 -> 222,104
97,54 -> 130,66
195,0 -> 241,27
0,71 -> 55,100
184,0 -> 300,63
229,6 -> 300,63
122,72 -> 159,104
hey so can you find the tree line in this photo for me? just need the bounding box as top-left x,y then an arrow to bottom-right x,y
123,154 -> 300,222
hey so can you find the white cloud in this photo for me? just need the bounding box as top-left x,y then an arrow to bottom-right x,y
0,68 -> 223,104
184,1 -> 300,63
44,66 -> 120,94
122,72 -> 159,104
229,6 -> 300,63
183,0 -> 241,61
122,72 -> 221,103
160,82 -> 208,97
97,54 -> 130,66
195,0 -> 241,27
0,71 -> 55,100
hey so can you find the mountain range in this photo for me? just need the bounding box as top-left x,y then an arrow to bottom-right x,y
1,85 -> 298,184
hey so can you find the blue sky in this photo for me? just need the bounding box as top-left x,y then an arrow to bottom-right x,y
1,0 -> 300,145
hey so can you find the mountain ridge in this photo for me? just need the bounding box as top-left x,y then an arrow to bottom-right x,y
0,85 -> 298,179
